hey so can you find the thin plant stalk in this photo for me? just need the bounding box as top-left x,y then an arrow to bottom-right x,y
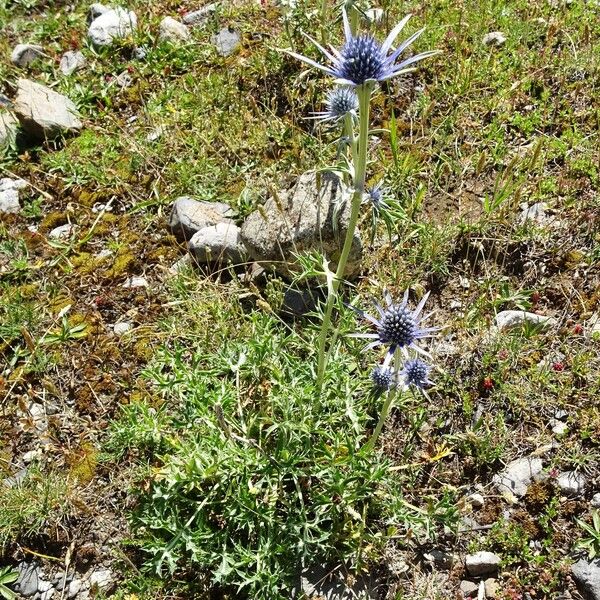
320,0 -> 329,44
316,82 -> 373,391
363,352 -> 401,452
349,4 -> 360,36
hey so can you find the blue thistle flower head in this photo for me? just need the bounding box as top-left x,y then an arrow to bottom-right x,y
350,290 -> 439,361
286,11 -> 439,87
363,181 -> 389,212
371,364 -> 394,391
400,357 -> 433,390
311,86 -> 358,123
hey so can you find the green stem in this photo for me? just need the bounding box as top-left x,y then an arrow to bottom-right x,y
320,0 -> 329,44
349,5 -> 360,36
315,83 -> 373,392
364,352 -> 402,452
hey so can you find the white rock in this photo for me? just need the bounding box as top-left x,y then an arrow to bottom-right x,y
48,224 -> 75,240
459,580 -> 479,598
0,188 -> 20,213
495,310 -> 556,331
60,50 -> 86,75
364,8 -> 384,24
159,16 -> 191,43
38,580 -> 53,592
483,31 -> 506,46
88,8 -> 137,47
22,449 -> 43,463
13,79 -> 82,140
88,2 -> 110,21
557,471 -> 586,495
183,3 -> 217,26
550,418 -> 568,435
188,222 -> 247,264
485,578 -> 500,599
212,27 -> 240,56
572,558 -> 600,600
241,171 -> 362,277
11,44 -> 45,67
67,579 -> 83,598
592,493 -> 600,509
88,568 -> 113,590
465,551 -> 501,577
133,46 -> 147,60
115,71 -> 133,88
468,492 -> 485,509
96,248 -> 113,260
169,196 -> 234,241
1,177 -> 28,191
519,202 -> 550,225
493,457 -> 543,498
122,276 -> 149,288
146,125 -> 165,142
113,321 -> 133,336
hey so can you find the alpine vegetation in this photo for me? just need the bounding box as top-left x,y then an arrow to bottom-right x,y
287,8 -> 440,412
285,5 -> 442,459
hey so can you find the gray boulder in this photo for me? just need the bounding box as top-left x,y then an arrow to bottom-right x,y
88,8 -> 137,47
188,222 -> 246,264
493,457 -> 543,498
60,50 -> 87,75
169,197 -> 234,241
495,310 -> 556,331
572,559 -> 600,600
557,471 -> 586,496
159,17 -> 191,43
183,3 -> 217,26
241,171 -> 362,278
212,27 -> 240,56
13,79 -> 82,140
14,562 -> 41,597
465,551 -> 501,577
11,44 -> 45,68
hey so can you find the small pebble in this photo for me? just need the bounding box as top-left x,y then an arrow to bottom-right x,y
465,551 -> 501,577
122,276 -> 149,288
22,449 -> 43,463
469,492 -> 485,509
550,418 -> 568,436
557,471 -> 586,496
113,321 -> 133,336
459,580 -> 479,598
48,223 -> 76,240
483,31 -> 507,46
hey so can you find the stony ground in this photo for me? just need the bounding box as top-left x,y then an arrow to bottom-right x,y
1,0 -> 600,598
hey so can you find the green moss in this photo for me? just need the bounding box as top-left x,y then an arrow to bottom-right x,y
105,252 -> 139,279
39,211 -> 68,233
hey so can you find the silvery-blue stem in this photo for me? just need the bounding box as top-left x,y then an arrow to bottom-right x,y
364,351 -> 402,452
316,83 -> 373,391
